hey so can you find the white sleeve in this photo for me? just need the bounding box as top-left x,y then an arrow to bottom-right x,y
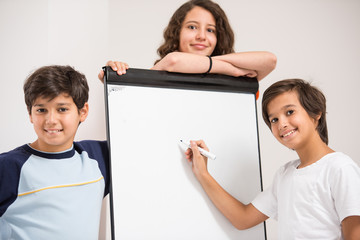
252,169 -> 280,220
331,160 -> 360,221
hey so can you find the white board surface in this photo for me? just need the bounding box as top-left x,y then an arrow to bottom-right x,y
106,76 -> 265,239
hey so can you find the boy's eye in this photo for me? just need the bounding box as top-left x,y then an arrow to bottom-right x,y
270,118 -> 278,124
36,108 -> 46,113
58,108 -> 68,112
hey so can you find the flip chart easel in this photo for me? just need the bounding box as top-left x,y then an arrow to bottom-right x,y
104,67 -> 266,239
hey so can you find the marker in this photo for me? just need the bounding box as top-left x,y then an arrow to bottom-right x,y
180,140 -> 216,160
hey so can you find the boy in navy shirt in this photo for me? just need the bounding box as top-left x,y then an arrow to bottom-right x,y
0,65 -> 109,240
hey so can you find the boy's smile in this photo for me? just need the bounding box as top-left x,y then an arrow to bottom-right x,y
267,91 -> 320,152
29,93 -> 88,152
281,129 -> 297,139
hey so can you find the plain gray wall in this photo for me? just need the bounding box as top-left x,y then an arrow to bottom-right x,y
1,0 -> 359,239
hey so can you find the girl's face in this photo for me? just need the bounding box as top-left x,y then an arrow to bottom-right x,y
179,6 -> 217,56
267,91 -> 320,151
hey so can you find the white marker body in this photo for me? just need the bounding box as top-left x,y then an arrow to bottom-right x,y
180,140 -> 216,160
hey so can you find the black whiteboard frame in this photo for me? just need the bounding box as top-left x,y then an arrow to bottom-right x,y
103,67 -> 266,239
103,66 -> 259,93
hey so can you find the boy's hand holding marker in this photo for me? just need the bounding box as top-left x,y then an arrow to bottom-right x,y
185,140 -> 210,180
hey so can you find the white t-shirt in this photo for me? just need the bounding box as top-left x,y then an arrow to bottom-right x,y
252,152 -> 360,240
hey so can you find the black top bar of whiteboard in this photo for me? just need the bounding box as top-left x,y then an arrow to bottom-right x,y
103,66 -> 258,94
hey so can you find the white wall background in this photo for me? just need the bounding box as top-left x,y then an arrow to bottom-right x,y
1,0 -> 359,239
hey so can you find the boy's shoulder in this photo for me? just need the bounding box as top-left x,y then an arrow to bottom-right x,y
276,152 -> 358,177
306,152 -> 358,177
0,144 -> 32,167
322,152 -> 357,168
73,140 -> 108,158
321,152 -> 360,178
0,144 -> 30,156
74,139 -> 107,148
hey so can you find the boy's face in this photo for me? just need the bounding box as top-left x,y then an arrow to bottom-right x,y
29,93 -> 88,152
267,91 -> 320,151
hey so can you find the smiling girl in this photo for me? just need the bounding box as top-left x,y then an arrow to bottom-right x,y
98,0 -> 276,81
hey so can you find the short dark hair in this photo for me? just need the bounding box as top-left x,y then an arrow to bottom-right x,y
155,0 -> 234,64
23,65 -> 89,114
262,79 -> 328,144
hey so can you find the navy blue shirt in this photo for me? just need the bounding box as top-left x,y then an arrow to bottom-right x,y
0,140 -> 109,240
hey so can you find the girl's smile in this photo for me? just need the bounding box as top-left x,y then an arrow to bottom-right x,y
179,6 -> 217,56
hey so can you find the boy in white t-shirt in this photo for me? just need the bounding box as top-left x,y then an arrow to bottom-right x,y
185,79 -> 360,239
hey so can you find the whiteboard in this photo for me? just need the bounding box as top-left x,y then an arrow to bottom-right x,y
104,67 -> 266,240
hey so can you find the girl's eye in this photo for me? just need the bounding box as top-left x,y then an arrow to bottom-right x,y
270,118 -> 278,124
207,28 -> 216,33
188,25 -> 196,30
286,110 -> 294,116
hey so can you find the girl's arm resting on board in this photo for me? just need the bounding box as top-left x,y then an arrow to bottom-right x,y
152,52 -> 257,78
97,57 -> 248,81
152,52 -> 211,73
152,51 -> 276,80
186,140 -> 269,230
342,216 -> 360,240
212,51 -> 277,81
99,51 -> 276,81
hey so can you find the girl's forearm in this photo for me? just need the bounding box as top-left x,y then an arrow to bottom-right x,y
152,51 -> 276,81
213,51 -> 277,81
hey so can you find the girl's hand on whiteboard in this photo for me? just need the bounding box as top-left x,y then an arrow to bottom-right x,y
98,60 -> 129,82
186,140 -> 209,179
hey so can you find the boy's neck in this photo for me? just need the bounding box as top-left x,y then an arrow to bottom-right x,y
296,137 -> 334,169
30,139 -> 73,153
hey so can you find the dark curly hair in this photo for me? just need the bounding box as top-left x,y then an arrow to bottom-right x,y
155,0 -> 234,64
